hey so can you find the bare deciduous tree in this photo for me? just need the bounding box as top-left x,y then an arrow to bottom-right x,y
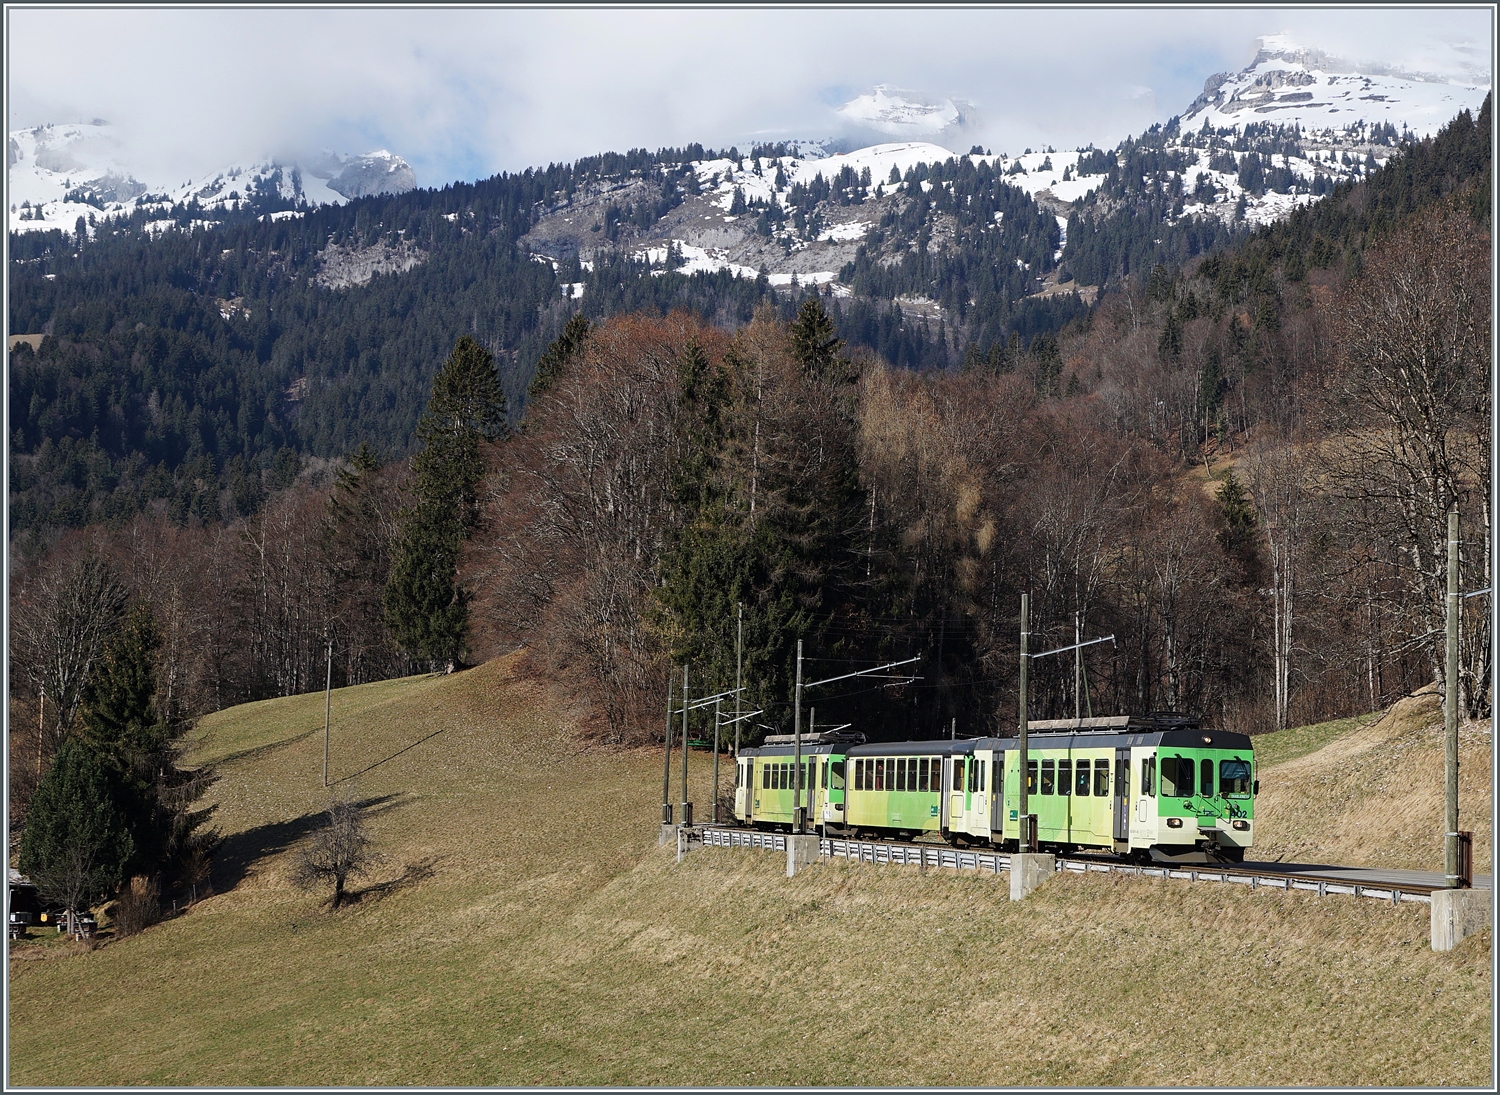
293,791 -> 377,909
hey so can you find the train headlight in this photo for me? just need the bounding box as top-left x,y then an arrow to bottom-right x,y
1166,817 -> 1183,829
1232,819 -> 1250,831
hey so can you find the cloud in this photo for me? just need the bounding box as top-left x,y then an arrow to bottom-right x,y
6,7 -> 1491,189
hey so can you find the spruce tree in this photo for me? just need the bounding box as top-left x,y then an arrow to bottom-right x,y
384,336 -> 507,670
19,734 -> 134,921
527,313 -> 591,403
788,297 -> 846,383
72,606 -> 218,886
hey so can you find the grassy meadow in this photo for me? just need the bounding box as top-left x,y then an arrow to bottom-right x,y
7,656 -> 1492,1086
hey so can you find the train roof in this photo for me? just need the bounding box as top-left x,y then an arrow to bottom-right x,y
978,728 -> 1254,751
740,741 -> 847,758
837,728 -> 1253,756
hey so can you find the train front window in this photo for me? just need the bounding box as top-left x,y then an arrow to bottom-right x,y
1220,759 -> 1252,797
1160,756 -> 1193,797
1201,759 -> 1213,797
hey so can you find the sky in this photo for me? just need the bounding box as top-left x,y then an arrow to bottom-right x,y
6,6 -> 1493,189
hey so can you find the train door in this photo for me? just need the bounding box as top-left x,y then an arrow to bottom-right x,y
990,749 -> 1007,836
949,756 -> 967,833
1113,751 -> 1129,843
1130,748 -> 1157,846
744,758 -> 755,822
822,754 -> 847,828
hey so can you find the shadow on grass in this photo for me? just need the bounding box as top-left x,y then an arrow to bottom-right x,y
342,856 -> 442,907
203,725 -> 321,768
331,727 -> 448,784
211,793 -> 405,895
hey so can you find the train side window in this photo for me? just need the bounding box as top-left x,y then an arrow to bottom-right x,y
1058,759 -> 1071,796
917,757 -> 927,792
1026,760 -> 1038,795
762,765 -> 770,789
875,759 -> 885,792
1143,756 -> 1156,797
952,758 -> 965,791
979,759 -> 986,793
1201,759 -> 1213,797
1040,760 -> 1055,795
1075,760 -> 1090,797
830,760 -> 846,790
1095,759 -> 1109,796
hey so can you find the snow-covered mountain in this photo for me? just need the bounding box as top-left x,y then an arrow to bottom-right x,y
996,33 -> 1491,229
836,85 -> 975,141
8,121 -> 416,234
1183,33 -> 1489,135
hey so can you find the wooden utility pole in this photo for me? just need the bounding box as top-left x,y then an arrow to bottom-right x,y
1074,611 -> 1082,722
38,685 -> 45,782
1445,507 -> 1460,887
735,604 -> 743,757
713,697 -> 721,824
323,636 -> 333,787
793,639 -> 804,831
661,673 -> 674,824
1018,593 -> 1030,851
680,664 -> 691,826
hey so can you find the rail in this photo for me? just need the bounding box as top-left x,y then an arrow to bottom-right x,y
696,827 -> 1442,906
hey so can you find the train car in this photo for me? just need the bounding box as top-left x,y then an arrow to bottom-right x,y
734,730 -> 864,830
830,715 -> 1258,863
989,716 -> 1256,861
840,738 -> 976,840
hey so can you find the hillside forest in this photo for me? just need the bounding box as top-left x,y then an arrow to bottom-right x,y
8,101 -> 1491,857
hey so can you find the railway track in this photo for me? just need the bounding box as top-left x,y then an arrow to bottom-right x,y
696,826 -> 1491,906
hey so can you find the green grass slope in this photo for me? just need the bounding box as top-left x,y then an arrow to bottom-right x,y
1254,688 -> 1493,875
7,659 -> 1491,1086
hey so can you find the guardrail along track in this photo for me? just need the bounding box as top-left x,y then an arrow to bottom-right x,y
697,827 -> 1437,906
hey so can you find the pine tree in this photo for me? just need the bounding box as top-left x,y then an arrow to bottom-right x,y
528,312 -> 591,403
412,335 -> 507,534
73,606 -> 218,886
19,734 -> 134,924
384,336 -> 507,670
788,297 -> 846,383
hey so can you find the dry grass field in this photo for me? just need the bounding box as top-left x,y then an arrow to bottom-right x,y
7,657 -> 1492,1086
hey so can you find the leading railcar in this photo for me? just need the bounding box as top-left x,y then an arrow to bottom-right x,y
733,714 -> 1257,864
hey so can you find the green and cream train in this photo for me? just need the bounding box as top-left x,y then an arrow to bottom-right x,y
732,715 -> 1258,863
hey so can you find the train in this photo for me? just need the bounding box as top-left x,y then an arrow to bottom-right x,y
731,714 -> 1257,863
